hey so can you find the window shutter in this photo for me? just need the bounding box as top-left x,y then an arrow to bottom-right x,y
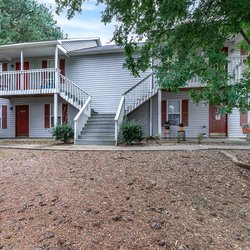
161,100 -> 167,126
2,105 -> 7,129
222,47 -> 228,54
182,99 -> 189,126
60,59 -> 65,76
240,112 -> 248,126
42,60 -> 47,68
44,104 -> 50,128
240,48 -> 248,55
62,104 -> 68,124
2,63 -> 8,71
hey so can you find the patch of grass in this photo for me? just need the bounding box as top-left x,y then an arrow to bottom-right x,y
194,196 -> 209,210
232,208 -> 247,219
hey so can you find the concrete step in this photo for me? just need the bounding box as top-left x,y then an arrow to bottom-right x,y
87,120 -> 115,125
84,124 -> 115,129
91,116 -> 115,120
81,130 -> 114,135
82,128 -> 115,133
75,139 -> 115,145
88,117 -> 115,121
78,135 -> 114,140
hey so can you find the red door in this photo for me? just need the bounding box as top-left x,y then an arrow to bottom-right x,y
16,105 -> 29,137
209,105 -> 227,137
16,62 -> 29,90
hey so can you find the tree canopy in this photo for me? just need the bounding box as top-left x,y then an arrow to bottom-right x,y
55,0 -> 250,113
0,0 -> 63,45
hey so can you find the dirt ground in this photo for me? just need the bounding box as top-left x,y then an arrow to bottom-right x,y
0,149 -> 249,250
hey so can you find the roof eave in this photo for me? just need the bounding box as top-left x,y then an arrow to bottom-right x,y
68,47 -> 124,56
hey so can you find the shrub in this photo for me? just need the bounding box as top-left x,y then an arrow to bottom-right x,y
155,134 -> 161,144
197,133 -> 204,144
176,133 -> 182,143
120,120 -> 143,144
53,123 -> 74,143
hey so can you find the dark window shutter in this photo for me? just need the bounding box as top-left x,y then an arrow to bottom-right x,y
240,48 -> 248,55
240,112 -> 248,126
60,59 -> 65,76
222,47 -> 228,54
161,100 -> 167,127
62,104 -> 68,124
182,99 -> 189,127
42,60 -> 47,68
2,63 -> 8,71
2,105 -> 7,129
44,104 -> 50,128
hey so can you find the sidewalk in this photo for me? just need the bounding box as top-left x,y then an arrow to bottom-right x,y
0,143 -> 249,151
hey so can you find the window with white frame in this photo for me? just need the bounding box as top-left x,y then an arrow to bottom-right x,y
50,104 -> 62,127
167,100 -> 181,126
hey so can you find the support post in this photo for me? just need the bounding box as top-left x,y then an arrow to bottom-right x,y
247,110 -> 250,142
54,93 -> 58,127
20,50 -> 24,90
55,45 -> 58,68
158,89 -> 162,137
54,45 -> 59,92
149,98 -> 153,137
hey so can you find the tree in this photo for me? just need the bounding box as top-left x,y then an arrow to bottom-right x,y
55,0 -> 250,114
0,0 -> 63,45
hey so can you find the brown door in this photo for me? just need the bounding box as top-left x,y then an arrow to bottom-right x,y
16,105 -> 29,137
16,62 -> 30,90
209,105 -> 227,137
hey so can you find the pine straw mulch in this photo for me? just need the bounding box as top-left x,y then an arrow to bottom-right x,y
0,149 -> 250,250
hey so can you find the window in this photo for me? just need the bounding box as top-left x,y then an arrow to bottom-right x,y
167,100 -> 181,126
50,104 -> 62,127
48,59 -> 55,68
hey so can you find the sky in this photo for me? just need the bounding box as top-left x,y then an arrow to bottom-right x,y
37,0 -> 115,45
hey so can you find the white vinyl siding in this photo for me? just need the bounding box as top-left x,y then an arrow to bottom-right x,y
66,53 -> 150,113
129,91 -> 209,138
0,99 -> 13,138
228,108 -> 246,138
163,92 -> 209,137
127,100 -> 150,136
0,105 -> 2,129
0,97 -> 77,138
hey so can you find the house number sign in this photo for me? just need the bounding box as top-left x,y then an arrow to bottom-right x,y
215,114 -> 221,120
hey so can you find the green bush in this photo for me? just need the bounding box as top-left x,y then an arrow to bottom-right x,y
120,120 -> 143,144
197,133 -> 204,144
53,123 -> 74,143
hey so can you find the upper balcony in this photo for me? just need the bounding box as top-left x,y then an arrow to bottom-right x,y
186,55 -> 247,88
0,68 -> 61,97
0,38 -> 101,98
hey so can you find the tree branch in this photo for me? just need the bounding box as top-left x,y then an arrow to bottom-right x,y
240,28 -> 250,46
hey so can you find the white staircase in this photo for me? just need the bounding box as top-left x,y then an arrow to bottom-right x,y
123,73 -> 158,115
58,72 -> 158,146
114,73 -> 158,145
59,74 -> 90,110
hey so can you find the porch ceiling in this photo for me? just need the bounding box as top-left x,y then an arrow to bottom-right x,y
0,45 -> 65,61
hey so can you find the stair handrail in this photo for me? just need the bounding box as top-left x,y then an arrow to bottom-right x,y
74,96 -> 92,142
114,95 -> 125,146
60,74 -> 90,100
123,72 -> 154,95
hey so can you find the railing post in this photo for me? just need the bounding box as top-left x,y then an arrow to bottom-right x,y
158,89 -> 162,137
20,50 -> 24,90
54,93 -> 58,127
54,45 -> 60,93
55,69 -> 60,93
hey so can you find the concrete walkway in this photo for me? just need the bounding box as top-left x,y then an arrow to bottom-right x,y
0,143 -> 249,151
